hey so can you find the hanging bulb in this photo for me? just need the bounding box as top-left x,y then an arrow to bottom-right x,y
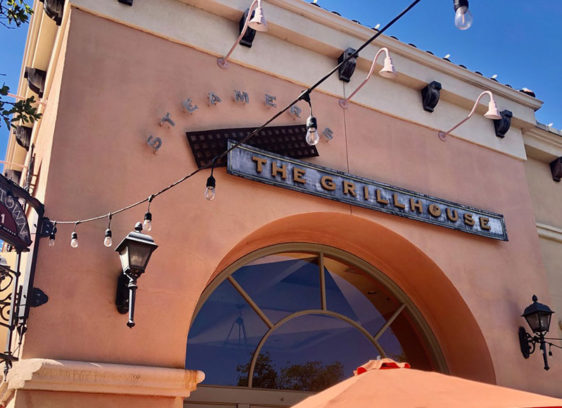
143,212 -> 152,232
70,231 -> 79,248
205,175 -> 216,201
48,224 -> 57,247
453,0 -> 473,30
306,115 -> 320,146
104,228 -> 113,247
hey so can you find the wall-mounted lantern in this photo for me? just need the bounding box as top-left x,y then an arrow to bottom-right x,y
420,81 -> 442,112
519,295 -> 561,371
437,90 -> 501,141
338,47 -> 396,109
39,0 -> 65,25
493,110 -> 512,138
337,47 -> 357,83
115,222 -> 158,328
550,157 -> 562,182
217,0 -> 267,69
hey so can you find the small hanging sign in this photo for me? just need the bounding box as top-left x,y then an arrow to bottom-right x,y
227,142 -> 508,241
0,175 -> 33,251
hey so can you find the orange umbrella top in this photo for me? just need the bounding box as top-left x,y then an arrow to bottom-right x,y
291,359 -> 562,408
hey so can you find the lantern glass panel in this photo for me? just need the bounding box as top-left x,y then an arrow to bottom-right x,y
539,312 -> 552,332
525,313 -> 541,333
118,246 -> 129,272
127,240 -> 153,271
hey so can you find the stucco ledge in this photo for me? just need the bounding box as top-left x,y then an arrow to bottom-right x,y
0,359 -> 205,405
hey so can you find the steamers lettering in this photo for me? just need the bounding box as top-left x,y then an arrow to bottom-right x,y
228,142 -> 507,241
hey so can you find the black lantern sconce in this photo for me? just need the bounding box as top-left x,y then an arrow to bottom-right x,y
493,110 -> 512,138
115,222 -> 158,328
338,47 -> 357,83
550,157 -> 562,182
420,81 -> 442,112
519,295 -> 562,371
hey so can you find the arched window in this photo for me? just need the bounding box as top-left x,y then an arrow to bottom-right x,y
187,244 -> 445,393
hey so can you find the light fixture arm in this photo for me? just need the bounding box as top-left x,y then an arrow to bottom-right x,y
339,48 -> 390,109
438,90 -> 495,140
217,0 -> 260,69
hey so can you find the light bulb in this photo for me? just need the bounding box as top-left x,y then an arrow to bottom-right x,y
205,186 -> 216,201
305,115 -> 319,146
104,228 -> 113,247
48,235 -> 55,247
143,212 -> 152,232
306,128 -> 320,146
205,175 -> 216,201
454,6 -> 473,30
70,232 -> 79,248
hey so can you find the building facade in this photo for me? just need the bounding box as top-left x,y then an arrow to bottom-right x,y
1,0 -> 561,407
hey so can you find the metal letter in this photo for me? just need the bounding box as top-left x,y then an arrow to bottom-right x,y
289,105 -> 302,118
147,135 -> 162,153
182,98 -> 198,114
234,90 -> 249,104
208,92 -> 222,106
265,94 -> 277,108
159,112 -> 175,128
323,128 -> 334,141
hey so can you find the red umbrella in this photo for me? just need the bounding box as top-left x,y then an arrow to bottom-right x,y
291,359 -> 562,408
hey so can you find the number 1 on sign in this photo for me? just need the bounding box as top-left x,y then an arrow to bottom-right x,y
0,214 -> 4,224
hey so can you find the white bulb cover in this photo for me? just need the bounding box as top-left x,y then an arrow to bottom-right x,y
104,236 -> 113,247
248,7 -> 268,32
70,238 -> 79,248
454,6 -> 473,30
484,99 -> 501,120
379,56 -> 397,79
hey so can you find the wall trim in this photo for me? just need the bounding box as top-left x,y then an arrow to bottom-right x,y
536,222 -> 562,243
0,359 -> 205,405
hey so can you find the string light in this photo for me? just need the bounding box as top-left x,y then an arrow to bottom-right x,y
104,214 -> 113,247
205,166 -> 216,201
48,222 -> 57,247
300,91 -> 319,146
46,0 -> 422,238
143,195 -> 154,232
70,223 -> 79,248
306,115 -> 319,146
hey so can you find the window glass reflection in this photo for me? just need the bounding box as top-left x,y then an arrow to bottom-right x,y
324,256 -> 401,335
233,253 -> 321,323
242,314 -> 378,391
187,279 -> 268,386
186,249 -> 437,389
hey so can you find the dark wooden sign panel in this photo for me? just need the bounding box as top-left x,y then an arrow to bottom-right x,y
0,176 -> 32,251
227,142 -> 508,241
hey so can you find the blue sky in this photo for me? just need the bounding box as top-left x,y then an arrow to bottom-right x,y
1,0 -> 561,171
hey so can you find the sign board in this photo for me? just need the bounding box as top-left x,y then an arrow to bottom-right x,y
227,142 -> 508,241
0,175 -> 32,251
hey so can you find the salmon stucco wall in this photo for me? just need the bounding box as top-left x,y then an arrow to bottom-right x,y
19,8 -> 561,400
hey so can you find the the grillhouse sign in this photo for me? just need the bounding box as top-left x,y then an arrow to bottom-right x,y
228,142 -> 508,241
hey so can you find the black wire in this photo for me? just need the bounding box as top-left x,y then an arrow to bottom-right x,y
51,0 -> 422,225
